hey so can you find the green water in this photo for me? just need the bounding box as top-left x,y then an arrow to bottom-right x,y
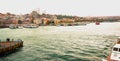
0,22 -> 120,61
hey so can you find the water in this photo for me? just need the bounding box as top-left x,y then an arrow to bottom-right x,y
0,22 -> 120,61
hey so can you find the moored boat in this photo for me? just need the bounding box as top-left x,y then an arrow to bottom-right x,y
0,24 -> 9,28
9,24 -> 23,29
23,24 -> 39,28
9,24 -> 17,29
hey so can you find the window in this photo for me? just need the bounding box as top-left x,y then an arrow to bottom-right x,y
119,48 -> 120,52
113,47 -> 118,51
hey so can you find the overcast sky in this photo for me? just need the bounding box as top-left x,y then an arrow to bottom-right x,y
0,0 -> 120,16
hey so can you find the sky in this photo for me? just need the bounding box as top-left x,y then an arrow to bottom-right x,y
0,0 -> 120,16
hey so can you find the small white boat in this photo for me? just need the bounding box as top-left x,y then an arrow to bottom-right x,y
23,24 -> 39,28
102,59 -> 107,61
9,24 -> 23,29
17,26 -> 23,29
103,37 -> 120,61
9,24 -> 17,29
110,44 -> 120,61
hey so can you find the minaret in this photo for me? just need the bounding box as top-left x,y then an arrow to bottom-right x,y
37,8 -> 40,14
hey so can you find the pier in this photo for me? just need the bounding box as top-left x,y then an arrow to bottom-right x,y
0,39 -> 23,56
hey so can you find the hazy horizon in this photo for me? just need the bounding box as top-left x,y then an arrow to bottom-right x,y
0,0 -> 120,16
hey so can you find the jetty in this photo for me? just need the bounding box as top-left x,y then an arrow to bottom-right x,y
0,38 -> 23,56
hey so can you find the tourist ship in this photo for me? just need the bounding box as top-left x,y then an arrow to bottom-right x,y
102,37 -> 120,61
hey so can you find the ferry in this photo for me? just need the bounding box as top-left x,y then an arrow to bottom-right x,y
102,37 -> 120,61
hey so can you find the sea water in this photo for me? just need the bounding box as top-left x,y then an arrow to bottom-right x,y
0,22 -> 120,61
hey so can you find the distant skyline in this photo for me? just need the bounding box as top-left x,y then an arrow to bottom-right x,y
0,0 -> 120,16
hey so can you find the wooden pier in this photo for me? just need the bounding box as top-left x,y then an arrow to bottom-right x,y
0,40 -> 23,56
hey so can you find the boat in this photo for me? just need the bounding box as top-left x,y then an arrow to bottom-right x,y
23,24 -> 39,28
17,25 -> 23,29
95,22 -> 100,25
9,24 -> 17,29
0,38 -> 23,56
102,37 -> 120,61
0,24 -> 9,28
9,24 -> 23,29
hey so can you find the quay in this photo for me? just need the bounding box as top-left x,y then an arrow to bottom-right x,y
0,39 -> 23,56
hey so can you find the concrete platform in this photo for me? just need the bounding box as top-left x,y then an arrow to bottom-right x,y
0,40 -> 23,56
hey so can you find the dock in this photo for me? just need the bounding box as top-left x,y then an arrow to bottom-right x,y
0,39 -> 23,56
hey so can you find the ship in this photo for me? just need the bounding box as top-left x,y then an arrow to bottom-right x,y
102,37 -> 120,61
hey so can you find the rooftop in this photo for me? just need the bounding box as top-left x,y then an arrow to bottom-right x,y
113,44 -> 120,48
